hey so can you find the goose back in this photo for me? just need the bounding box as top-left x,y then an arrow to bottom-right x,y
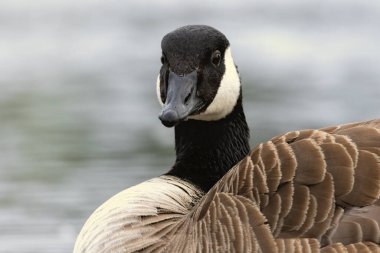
74,119 -> 380,252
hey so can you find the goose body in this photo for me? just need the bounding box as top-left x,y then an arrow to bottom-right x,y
74,25 -> 380,253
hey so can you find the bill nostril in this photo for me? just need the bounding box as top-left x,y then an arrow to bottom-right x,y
184,93 -> 191,104
184,87 -> 194,105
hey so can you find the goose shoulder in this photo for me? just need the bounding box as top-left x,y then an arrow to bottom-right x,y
158,119 -> 380,252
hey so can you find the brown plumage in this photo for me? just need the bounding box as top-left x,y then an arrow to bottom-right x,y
75,119 -> 380,253
164,119 -> 380,252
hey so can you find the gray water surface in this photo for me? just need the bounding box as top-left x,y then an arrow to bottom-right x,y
1,1 -> 380,252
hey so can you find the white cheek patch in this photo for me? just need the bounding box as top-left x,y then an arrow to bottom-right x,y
156,74 -> 164,106
189,47 -> 241,121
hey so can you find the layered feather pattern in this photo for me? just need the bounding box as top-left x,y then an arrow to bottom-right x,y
74,119 -> 380,253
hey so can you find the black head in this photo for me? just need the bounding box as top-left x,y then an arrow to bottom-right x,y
157,25 -> 241,127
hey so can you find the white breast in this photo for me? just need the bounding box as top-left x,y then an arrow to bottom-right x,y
74,176 -> 203,253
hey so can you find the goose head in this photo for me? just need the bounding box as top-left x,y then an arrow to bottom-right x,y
157,25 -> 241,127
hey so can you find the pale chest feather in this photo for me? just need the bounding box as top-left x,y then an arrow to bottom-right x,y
74,176 -> 203,253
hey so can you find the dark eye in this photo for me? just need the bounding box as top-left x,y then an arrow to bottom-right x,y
211,50 -> 221,66
161,54 -> 166,64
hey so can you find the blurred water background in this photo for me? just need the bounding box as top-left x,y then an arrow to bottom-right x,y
0,0 -> 379,252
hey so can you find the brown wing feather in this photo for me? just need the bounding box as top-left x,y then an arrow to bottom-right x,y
171,119 -> 380,252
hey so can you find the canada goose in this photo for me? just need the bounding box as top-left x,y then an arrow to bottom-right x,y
74,25 -> 380,253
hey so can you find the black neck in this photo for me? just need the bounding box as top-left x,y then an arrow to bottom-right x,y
165,96 -> 250,192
